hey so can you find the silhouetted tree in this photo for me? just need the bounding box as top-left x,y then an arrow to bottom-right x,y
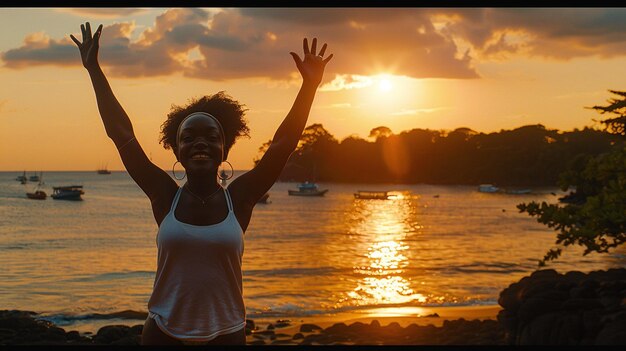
518,91 -> 626,265
589,89 -> 626,136
369,126 -> 392,141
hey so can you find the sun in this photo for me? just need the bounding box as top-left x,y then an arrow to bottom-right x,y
379,77 -> 393,92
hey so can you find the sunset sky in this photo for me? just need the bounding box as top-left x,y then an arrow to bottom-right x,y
2,8 -> 626,171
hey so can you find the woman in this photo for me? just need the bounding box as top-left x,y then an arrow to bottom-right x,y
70,22 -> 333,345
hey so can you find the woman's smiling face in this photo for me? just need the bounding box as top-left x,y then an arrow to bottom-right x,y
176,113 -> 224,175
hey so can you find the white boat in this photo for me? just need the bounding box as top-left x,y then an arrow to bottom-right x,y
478,184 -> 499,193
288,182 -> 328,196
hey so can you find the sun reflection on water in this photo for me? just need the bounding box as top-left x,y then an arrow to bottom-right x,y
342,193 -> 436,310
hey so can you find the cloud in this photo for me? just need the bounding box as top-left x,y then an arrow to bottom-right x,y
3,8 -> 626,81
436,8 -> 626,60
320,75 -> 374,92
55,8 -> 150,19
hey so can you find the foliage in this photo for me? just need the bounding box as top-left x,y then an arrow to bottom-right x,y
255,122 -> 621,186
518,90 -> 626,265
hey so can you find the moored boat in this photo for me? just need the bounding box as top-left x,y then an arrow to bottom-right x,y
26,190 -> 47,200
354,190 -> 392,200
16,171 -> 27,182
26,173 -> 47,200
51,185 -> 84,200
288,182 -> 328,196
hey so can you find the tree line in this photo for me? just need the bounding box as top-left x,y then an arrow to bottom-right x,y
256,122 -> 623,186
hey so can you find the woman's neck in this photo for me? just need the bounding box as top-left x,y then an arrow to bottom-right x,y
185,175 -> 221,196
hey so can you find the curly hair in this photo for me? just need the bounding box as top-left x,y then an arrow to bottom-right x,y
159,91 -> 250,156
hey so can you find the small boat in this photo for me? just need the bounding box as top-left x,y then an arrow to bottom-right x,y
26,190 -> 47,200
288,182 -> 328,196
354,190 -> 392,200
97,165 -> 111,174
51,185 -> 84,200
478,184 -> 499,193
257,193 -> 271,204
29,174 -> 40,182
26,173 -> 47,200
16,171 -> 27,182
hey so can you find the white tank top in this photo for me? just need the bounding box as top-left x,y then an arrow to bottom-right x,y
147,185 -> 246,341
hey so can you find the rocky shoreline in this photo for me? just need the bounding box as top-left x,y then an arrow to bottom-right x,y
0,309 -> 505,345
2,268 -> 625,345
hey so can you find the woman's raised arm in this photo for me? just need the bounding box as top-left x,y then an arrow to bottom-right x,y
230,38 -> 333,206
70,22 -> 177,213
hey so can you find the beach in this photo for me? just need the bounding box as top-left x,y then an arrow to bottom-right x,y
0,305 -> 505,345
3,269 -> 626,345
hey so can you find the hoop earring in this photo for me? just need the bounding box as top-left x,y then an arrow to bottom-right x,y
172,161 -> 186,180
218,160 -> 234,180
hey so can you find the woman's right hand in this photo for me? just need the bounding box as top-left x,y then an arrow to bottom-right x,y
70,22 -> 103,70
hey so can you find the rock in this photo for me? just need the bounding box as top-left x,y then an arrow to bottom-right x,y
94,325 -> 131,344
271,339 -> 297,345
275,319 -> 291,328
300,323 -> 322,333
130,324 -> 143,335
302,333 -> 324,344
561,298 -> 603,310
65,331 -> 81,341
245,319 -> 256,331
292,333 -> 304,340
531,269 -> 559,279
570,286 -> 597,299
382,322 -> 403,336
517,297 -> 561,323
0,327 -> 17,341
325,322 -> 349,335
498,268 -> 626,345
110,335 -> 139,345
595,318 -> 626,345
564,271 -> 586,282
347,321 -> 369,334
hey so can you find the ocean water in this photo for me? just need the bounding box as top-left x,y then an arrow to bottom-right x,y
1,171 -> 624,331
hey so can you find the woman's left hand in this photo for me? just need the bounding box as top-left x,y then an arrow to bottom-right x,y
290,38 -> 333,87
